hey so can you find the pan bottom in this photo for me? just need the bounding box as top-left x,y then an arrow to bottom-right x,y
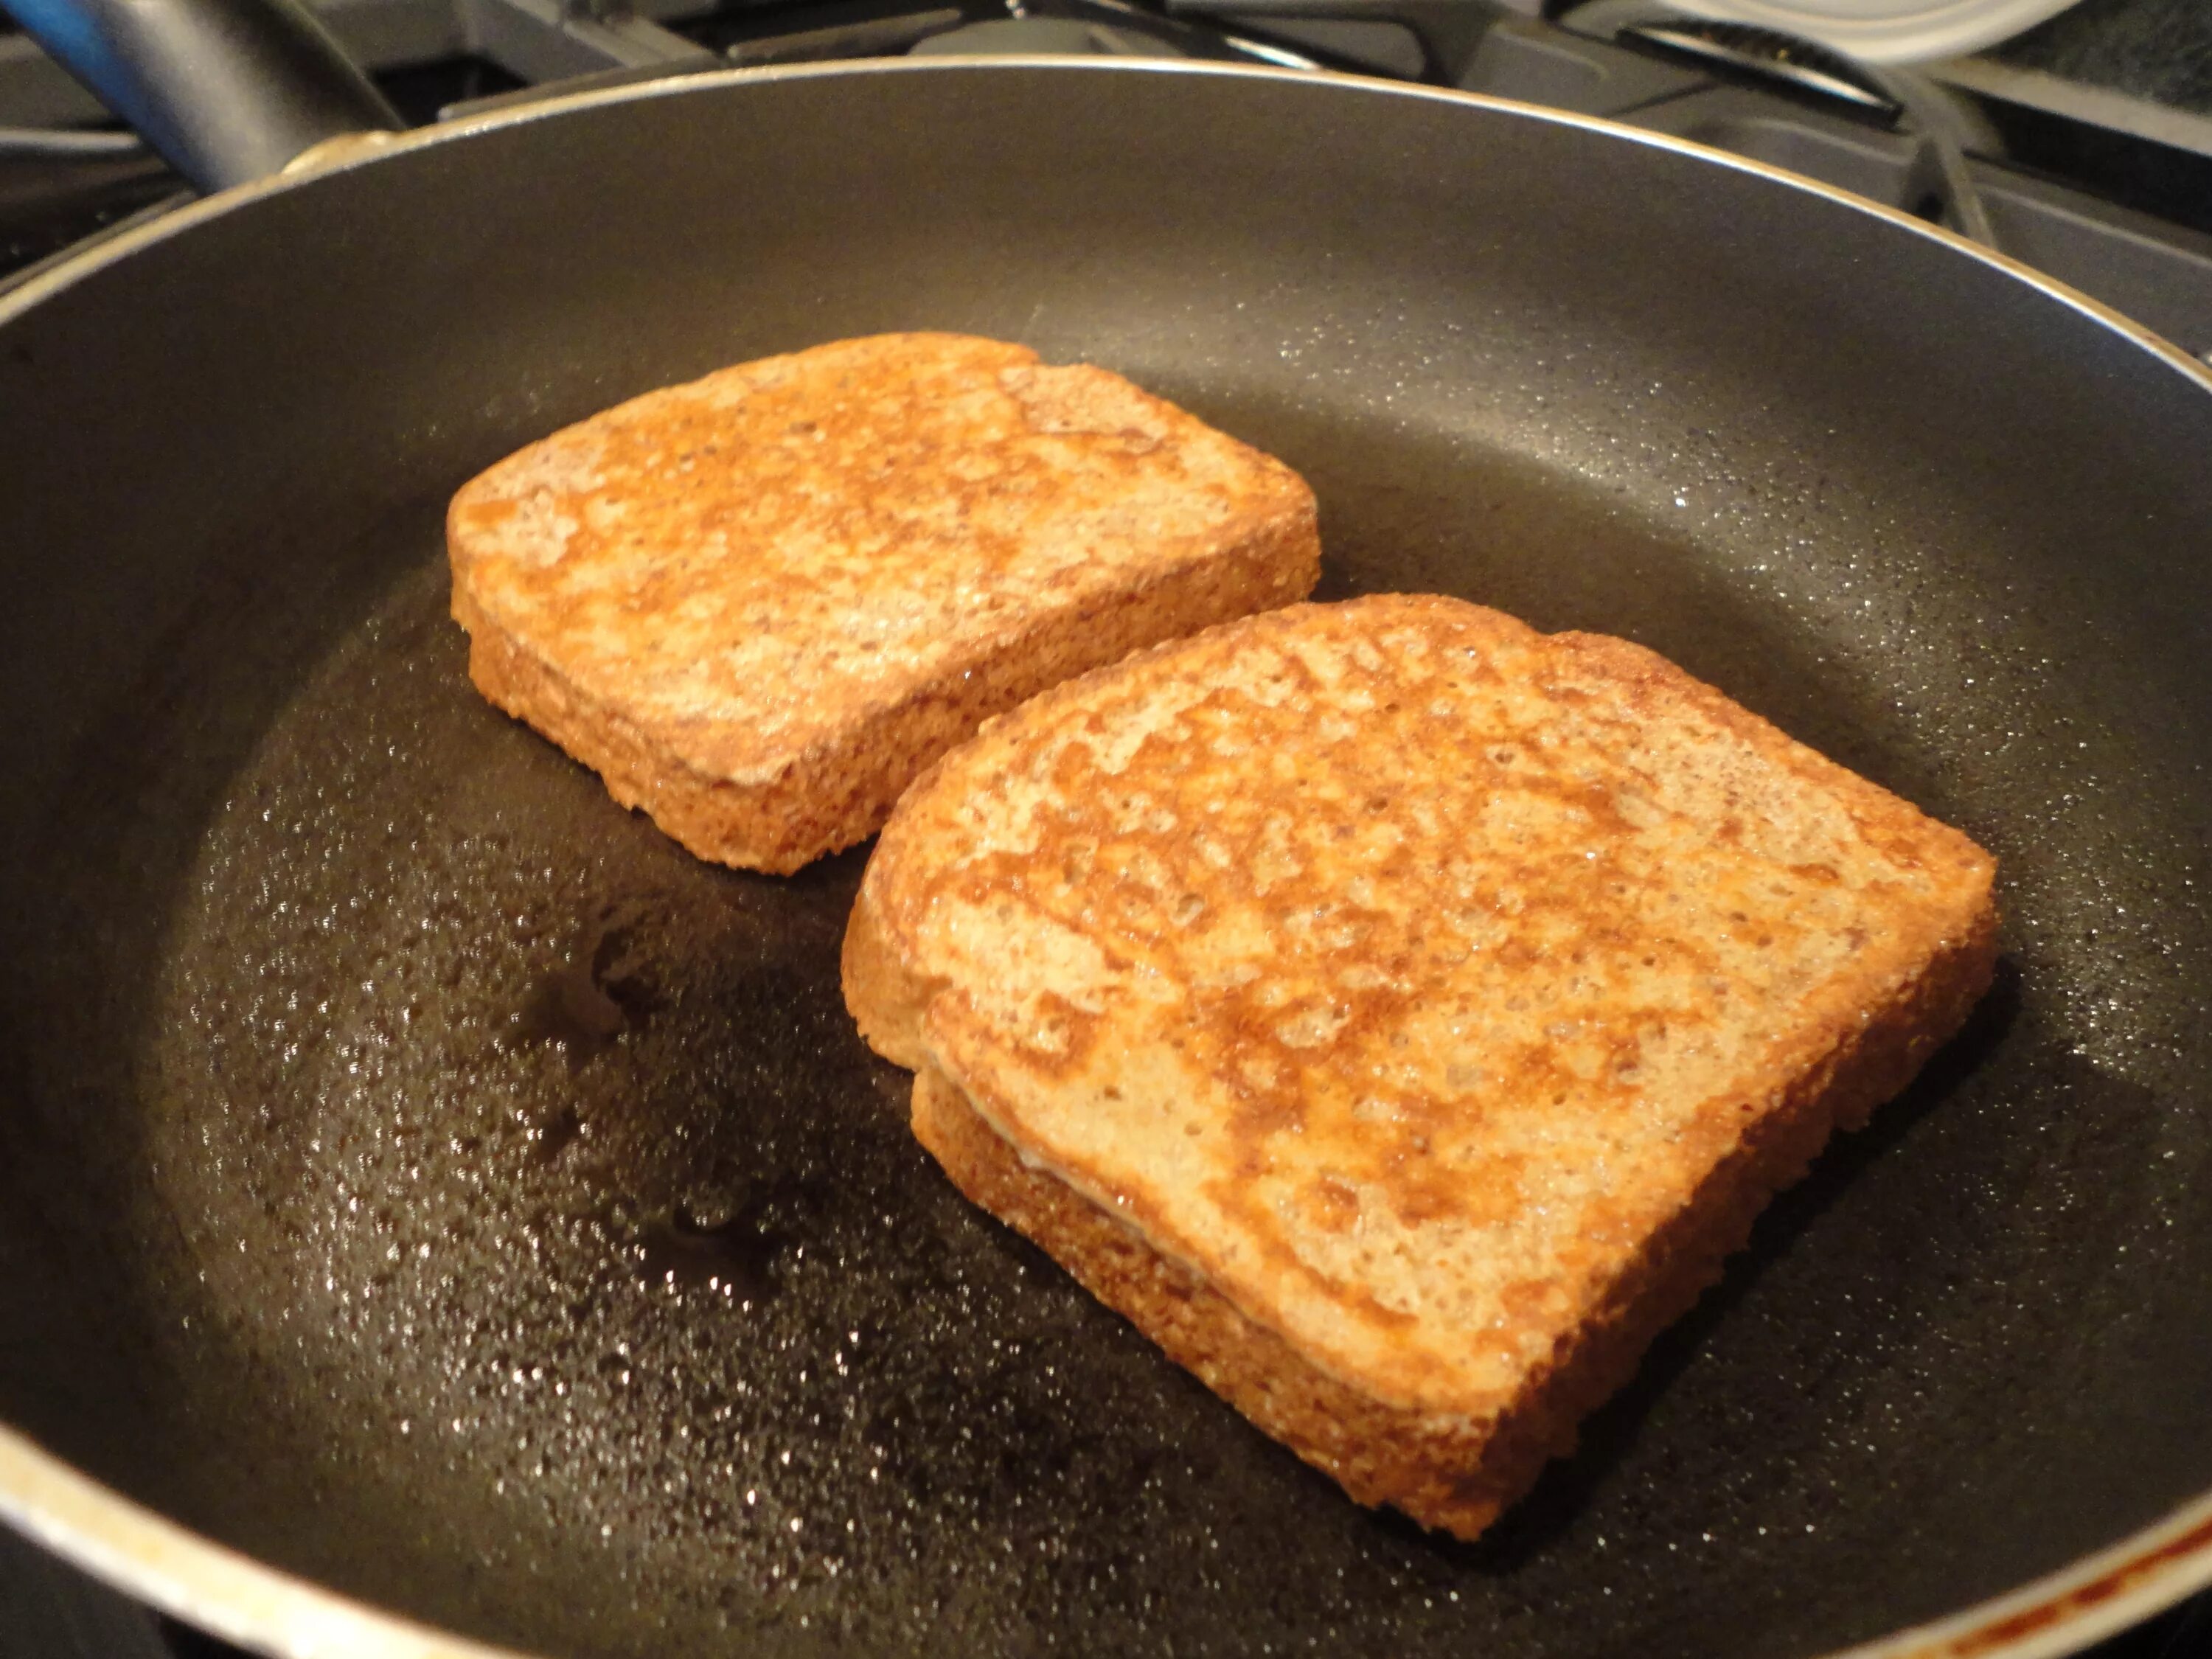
1,410 -> 2206,1659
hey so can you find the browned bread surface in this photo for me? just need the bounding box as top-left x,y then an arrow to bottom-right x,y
448,332 -> 1320,873
846,593 -> 1999,1537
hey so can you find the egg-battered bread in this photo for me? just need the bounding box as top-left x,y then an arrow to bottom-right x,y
448,333 -> 1319,872
844,594 -> 1998,1538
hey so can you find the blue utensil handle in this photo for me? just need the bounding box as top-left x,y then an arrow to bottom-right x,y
1,0 -> 402,192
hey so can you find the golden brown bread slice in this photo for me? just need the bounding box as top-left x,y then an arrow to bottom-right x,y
447,333 -> 1319,873
844,593 -> 1998,1539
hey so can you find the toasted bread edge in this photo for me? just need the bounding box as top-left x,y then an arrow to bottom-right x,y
842,870 -> 939,1069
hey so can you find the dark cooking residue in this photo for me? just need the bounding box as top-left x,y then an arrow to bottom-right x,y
639,1197 -> 793,1304
534,1104 -> 584,1162
507,904 -> 659,1069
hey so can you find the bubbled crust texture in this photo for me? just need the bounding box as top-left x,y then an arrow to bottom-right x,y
448,333 -> 1320,873
846,594 -> 2000,1538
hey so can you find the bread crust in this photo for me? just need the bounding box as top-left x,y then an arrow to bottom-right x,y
448,333 -> 1320,874
845,593 -> 2000,1537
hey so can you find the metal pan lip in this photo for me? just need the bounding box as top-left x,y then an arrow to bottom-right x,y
8,1413 -> 2212,1659
1836,1487 -> 2212,1659
0,1423 -> 518,1659
1,52 -> 2209,1659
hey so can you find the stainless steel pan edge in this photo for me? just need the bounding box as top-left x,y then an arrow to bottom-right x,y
10,1419 -> 2212,1659
1,55 -> 2208,1659
0,1427 -> 506,1659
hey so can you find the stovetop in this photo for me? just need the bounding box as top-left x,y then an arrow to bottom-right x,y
1,2 -> 2210,1656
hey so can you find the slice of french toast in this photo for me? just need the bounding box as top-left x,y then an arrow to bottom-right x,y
448,332 -> 1318,873
844,593 -> 1997,1538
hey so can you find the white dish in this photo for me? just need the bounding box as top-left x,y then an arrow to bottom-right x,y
1661,0 -> 2084,64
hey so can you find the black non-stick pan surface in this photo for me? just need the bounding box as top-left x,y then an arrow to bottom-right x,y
1,61 -> 2209,1659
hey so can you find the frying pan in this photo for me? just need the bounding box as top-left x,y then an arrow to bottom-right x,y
0,4 -> 2208,1657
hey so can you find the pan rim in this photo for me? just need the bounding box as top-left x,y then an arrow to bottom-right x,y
0,1423 -> 520,1659
9,1413 -> 2212,1659
1,53 -> 2208,1659
3,56 -> 2209,400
